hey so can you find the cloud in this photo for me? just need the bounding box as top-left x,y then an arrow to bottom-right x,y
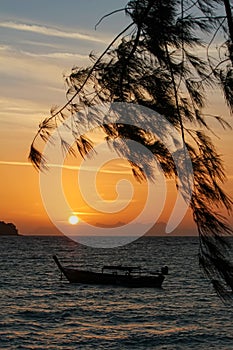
0,46 -> 68,106
0,44 -> 88,60
24,51 -> 88,60
0,21 -> 106,43
0,43 -> 89,105
0,45 -> 10,51
0,161 -> 32,167
0,160 -> 132,175
61,163 -> 132,175
73,211 -> 100,216
0,95 -> 54,131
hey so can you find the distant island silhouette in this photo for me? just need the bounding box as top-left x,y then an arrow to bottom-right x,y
0,221 -> 19,235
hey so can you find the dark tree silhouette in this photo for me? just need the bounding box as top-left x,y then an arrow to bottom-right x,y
29,0 -> 233,300
195,0 -> 233,112
223,0 -> 233,63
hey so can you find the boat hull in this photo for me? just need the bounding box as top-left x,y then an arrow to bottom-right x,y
53,255 -> 165,288
63,268 -> 164,287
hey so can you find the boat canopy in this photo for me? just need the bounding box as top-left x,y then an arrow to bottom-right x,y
102,265 -> 141,273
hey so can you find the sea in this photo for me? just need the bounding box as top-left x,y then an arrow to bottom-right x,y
0,235 -> 232,350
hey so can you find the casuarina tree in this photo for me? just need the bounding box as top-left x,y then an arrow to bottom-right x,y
30,0 -> 233,300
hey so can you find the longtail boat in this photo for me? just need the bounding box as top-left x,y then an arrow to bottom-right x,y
53,255 -> 168,288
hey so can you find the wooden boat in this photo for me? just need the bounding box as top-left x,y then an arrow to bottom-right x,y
53,255 -> 168,288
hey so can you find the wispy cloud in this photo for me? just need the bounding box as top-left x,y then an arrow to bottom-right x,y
0,44 -> 88,60
0,44 -> 10,51
0,43 -> 89,94
73,211 -> 100,216
61,164 -> 132,175
0,161 -> 31,166
0,21 -> 106,43
24,51 -> 88,60
0,45 -> 68,102
0,161 -> 132,175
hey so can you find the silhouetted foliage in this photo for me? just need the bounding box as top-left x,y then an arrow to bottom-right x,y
30,0 -> 233,300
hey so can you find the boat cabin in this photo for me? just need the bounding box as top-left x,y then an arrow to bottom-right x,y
102,265 -> 141,275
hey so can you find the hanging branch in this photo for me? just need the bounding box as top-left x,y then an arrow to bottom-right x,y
223,0 -> 233,64
29,21 -> 135,169
29,0 -> 233,300
95,8 -> 128,30
118,0 -> 155,100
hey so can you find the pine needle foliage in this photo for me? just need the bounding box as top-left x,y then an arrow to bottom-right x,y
30,0 -> 233,300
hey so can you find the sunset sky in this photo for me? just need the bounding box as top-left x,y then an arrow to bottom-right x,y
0,0 -> 232,235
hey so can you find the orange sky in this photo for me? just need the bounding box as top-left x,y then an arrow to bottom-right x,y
0,2 -> 232,236
0,107 -> 232,236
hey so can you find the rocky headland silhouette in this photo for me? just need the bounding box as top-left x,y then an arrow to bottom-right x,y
0,221 -> 19,235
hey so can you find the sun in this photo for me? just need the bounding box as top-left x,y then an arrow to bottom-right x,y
68,215 -> 79,225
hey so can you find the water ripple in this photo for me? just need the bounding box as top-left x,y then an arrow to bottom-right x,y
0,236 -> 232,349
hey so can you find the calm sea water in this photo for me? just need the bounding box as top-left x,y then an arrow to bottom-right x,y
0,236 -> 232,349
